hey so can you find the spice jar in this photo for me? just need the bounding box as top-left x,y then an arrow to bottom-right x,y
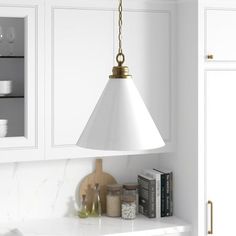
121,195 -> 136,220
106,184 -> 122,217
123,183 -> 139,214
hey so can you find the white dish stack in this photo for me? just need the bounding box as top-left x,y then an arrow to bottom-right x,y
0,119 -> 8,137
0,80 -> 12,96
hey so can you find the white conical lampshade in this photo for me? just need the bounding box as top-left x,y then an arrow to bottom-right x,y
77,78 -> 165,151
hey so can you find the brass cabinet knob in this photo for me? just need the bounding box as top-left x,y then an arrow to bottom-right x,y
207,54 -> 214,60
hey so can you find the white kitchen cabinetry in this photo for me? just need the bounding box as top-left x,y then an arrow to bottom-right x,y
158,1 -> 236,235
202,3 -> 236,236
206,8 -> 236,62
198,1 -> 236,236
205,70 -> 236,236
45,0 -> 176,160
45,2 -> 115,159
0,0 -> 44,163
0,0 -> 175,162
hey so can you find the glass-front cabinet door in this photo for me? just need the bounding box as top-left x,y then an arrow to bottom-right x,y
0,1 -> 44,162
0,17 -> 25,137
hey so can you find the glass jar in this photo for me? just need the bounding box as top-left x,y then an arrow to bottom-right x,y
106,184 -> 122,217
121,195 -> 136,220
78,194 -> 89,218
90,183 -> 102,217
123,183 -> 139,214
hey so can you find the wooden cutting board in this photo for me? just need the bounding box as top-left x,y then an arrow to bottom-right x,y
78,159 -> 117,213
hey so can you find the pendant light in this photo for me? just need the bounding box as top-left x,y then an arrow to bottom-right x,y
77,0 -> 165,151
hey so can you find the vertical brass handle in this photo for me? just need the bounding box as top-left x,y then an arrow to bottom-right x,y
208,200 -> 213,234
207,54 -> 214,60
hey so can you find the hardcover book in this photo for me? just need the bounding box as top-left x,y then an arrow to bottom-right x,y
153,169 -> 173,217
143,169 -> 161,218
138,174 -> 156,218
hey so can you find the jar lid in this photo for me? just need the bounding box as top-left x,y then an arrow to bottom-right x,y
122,195 -> 136,203
107,184 -> 122,191
123,183 -> 138,190
0,119 -> 7,125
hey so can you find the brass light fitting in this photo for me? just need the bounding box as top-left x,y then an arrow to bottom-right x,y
109,0 -> 132,79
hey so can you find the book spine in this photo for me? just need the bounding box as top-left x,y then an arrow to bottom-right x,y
169,172 -> 173,216
148,179 -> 156,218
142,170 -> 161,218
165,173 -> 170,216
138,175 -> 156,218
161,174 -> 166,217
138,175 -> 147,217
156,175 -> 161,218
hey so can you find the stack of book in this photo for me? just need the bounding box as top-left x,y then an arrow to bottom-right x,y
138,169 -> 173,218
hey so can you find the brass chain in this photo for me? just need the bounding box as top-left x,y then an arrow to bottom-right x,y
118,0 -> 122,54
116,0 -> 125,66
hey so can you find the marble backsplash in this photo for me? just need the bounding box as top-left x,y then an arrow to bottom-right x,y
0,155 -> 160,222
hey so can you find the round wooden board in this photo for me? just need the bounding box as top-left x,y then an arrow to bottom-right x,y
77,159 -> 117,213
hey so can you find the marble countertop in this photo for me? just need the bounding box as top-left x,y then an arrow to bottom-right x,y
0,216 -> 191,236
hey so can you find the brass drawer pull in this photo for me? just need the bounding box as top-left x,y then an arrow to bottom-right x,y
208,200 -> 213,234
207,54 -> 214,60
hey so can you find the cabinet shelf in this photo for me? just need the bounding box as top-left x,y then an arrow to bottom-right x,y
0,56 -> 24,58
0,96 -> 24,98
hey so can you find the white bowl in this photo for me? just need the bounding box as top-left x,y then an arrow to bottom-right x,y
0,81 -> 12,96
0,119 -> 8,137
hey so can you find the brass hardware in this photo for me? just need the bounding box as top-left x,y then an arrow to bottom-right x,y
118,0 -> 123,61
207,54 -> 214,60
116,52 -> 125,66
208,200 -> 213,234
110,0 -> 132,79
109,66 -> 132,79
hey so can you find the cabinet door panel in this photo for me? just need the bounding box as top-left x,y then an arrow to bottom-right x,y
53,9 -> 113,146
45,6 -> 119,159
45,3 -> 174,159
0,1 -> 44,163
206,9 -> 236,61
206,70 -> 236,235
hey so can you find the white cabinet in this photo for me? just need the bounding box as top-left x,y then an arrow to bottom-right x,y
206,9 -> 236,62
45,0 -> 175,160
203,3 -> 236,236
45,3 -> 117,159
0,0 -> 44,163
205,71 -> 236,236
0,0 -> 175,162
